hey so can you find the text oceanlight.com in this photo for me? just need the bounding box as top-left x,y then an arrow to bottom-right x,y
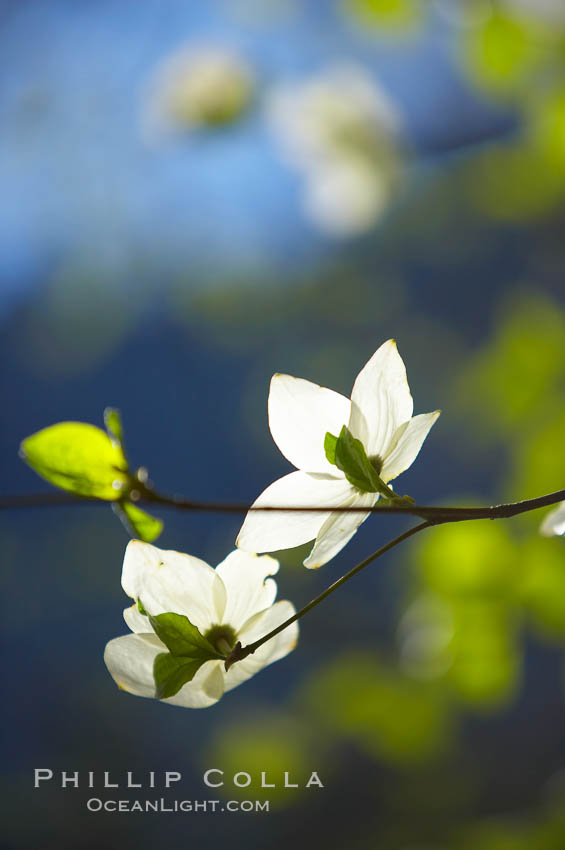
86,798 -> 270,813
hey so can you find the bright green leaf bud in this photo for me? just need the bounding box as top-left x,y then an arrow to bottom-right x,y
113,501 -> 163,543
20,422 -> 129,500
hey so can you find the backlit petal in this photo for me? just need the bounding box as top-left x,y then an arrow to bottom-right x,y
225,600 -> 299,692
349,340 -> 413,458
540,501 -> 565,537
216,550 -> 279,631
165,661 -> 225,709
123,603 -> 149,634
121,540 -> 227,632
236,471 -> 354,553
380,410 -> 440,482
104,633 -> 164,699
104,633 -> 226,709
303,490 -> 376,569
268,373 -> 350,473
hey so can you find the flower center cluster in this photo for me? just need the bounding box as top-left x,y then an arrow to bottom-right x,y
369,455 -> 383,475
204,623 -> 237,657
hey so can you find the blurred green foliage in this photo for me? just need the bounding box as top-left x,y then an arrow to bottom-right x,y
342,0 -> 422,33
454,293 -> 565,495
460,790 -> 565,850
300,652 -> 455,763
204,711 -> 321,809
406,522 -> 523,707
462,10 -> 543,95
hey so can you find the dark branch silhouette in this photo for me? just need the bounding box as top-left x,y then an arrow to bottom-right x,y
1,486 -> 563,523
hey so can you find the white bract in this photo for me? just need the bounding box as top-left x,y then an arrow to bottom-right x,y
142,45 -> 254,140
104,542 -> 298,709
237,339 -> 440,569
267,64 -> 402,236
540,501 -> 565,537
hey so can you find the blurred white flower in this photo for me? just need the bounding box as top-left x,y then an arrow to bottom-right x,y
142,45 -> 254,138
237,339 -> 440,568
303,158 -> 391,236
267,64 -> 403,235
540,502 -> 565,537
104,542 -> 298,708
397,595 -> 454,680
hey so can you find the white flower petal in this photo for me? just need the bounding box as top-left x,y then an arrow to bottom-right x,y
268,373 -> 351,473
165,661 -> 225,709
215,550 -> 279,632
121,541 -> 226,632
540,501 -> 565,537
104,633 -> 226,709
123,603 -> 150,633
236,471 -> 354,553
225,601 -> 299,692
104,633 -> 164,698
349,340 -> 413,459
380,410 -> 440,482
303,490 -> 376,569
237,599 -> 298,647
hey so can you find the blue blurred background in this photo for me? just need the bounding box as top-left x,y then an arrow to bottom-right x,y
2,0 -> 565,848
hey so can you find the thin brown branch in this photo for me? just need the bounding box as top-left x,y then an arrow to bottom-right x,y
1,486 -> 563,522
225,519 -> 433,670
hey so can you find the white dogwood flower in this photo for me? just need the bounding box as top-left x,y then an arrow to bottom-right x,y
237,340 -> 440,569
142,45 -> 254,140
104,542 -> 298,709
267,64 -> 402,235
540,501 -> 565,537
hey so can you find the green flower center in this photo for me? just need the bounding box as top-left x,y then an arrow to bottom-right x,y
369,455 -> 383,475
204,623 -> 237,657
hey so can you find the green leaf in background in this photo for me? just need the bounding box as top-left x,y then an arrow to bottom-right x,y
342,0 -> 421,33
104,407 -> 124,445
20,422 -> 130,500
149,612 -> 223,699
462,12 -> 540,95
153,652 -> 211,700
149,612 -> 220,659
112,501 -> 163,543
301,652 -> 453,764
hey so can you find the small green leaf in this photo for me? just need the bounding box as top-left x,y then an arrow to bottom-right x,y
153,652 -> 210,699
334,425 -> 383,493
113,501 -> 164,542
324,432 -> 338,465
104,407 -> 124,445
137,598 -> 149,616
20,422 -> 129,500
149,612 -> 220,659
150,612 -> 223,699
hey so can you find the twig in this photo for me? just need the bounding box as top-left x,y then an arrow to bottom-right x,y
225,520 -> 433,670
1,486 -> 563,522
